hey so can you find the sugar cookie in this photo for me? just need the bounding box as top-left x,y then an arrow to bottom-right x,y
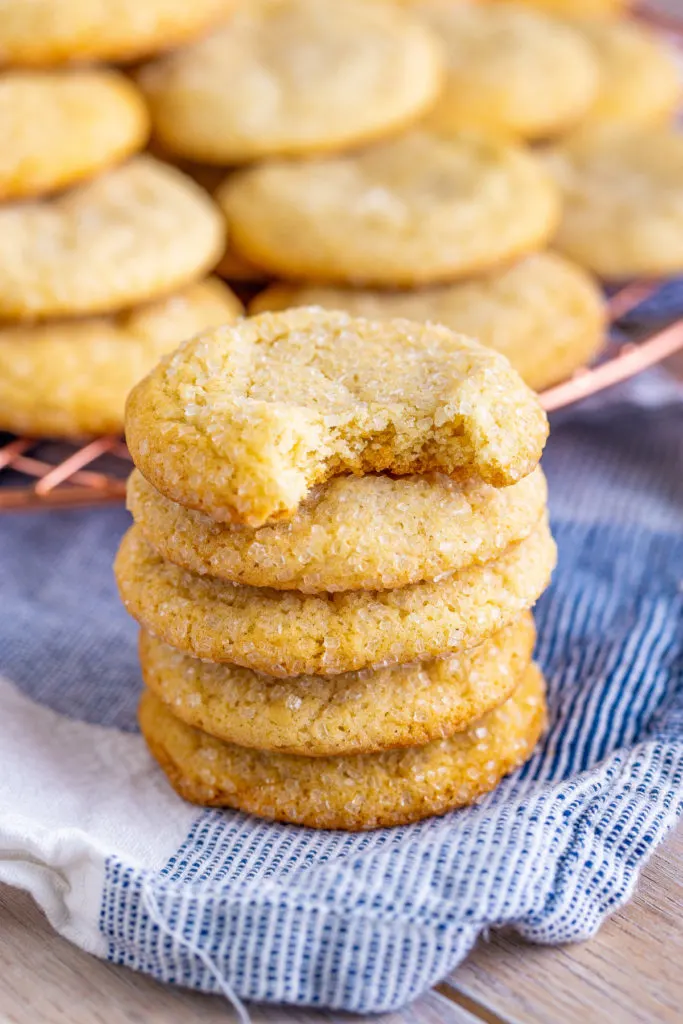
501,0 -> 627,16
417,3 -> 598,140
0,69 -> 148,201
139,614 -> 536,756
138,0 -> 444,163
0,156 -> 224,320
115,519 -> 556,677
0,279 -> 242,438
127,466 -> 547,593
545,130 -> 683,280
125,309 -> 548,526
251,252 -> 606,392
0,0 -> 235,66
572,19 -> 681,133
217,132 -> 560,286
138,662 -> 547,829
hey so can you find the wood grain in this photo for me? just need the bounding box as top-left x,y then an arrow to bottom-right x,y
449,824 -> 683,1024
1,823 -> 681,1022
0,884 -> 475,1024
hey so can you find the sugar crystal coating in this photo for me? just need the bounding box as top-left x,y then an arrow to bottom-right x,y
138,662 -> 547,830
139,613 -> 535,755
114,518 -> 556,677
128,465 -> 547,593
125,308 -> 549,527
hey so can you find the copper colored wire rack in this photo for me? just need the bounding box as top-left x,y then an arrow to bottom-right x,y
2,278 -> 682,512
0,3 -> 682,513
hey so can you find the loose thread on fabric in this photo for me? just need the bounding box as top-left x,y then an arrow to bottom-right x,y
141,879 -> 252,1024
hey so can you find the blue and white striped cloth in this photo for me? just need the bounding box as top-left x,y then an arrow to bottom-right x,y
0,370 -> 681,1016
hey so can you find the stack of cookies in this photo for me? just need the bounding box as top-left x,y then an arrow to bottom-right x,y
115,308 -> 557,830
0,0 -> 242,440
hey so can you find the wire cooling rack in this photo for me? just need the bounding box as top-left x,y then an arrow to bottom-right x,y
0,2 -> 682,513
2,278 -> 682,511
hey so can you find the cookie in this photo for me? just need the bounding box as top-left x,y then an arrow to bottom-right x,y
139,613 -> 536,756
138,661 -> 547,829
0,156 -> 225,320
417,3 -> 598,141
572,19 -> 681,133
544,130 -> 683,280
217,132 -> 560,287
138,0 -> 443,164
0,69 -> 149,201
0,0 -> 234,66
125,309 -> 549,526
127,466 -> 547,593
115,518 -> 555,677
251,252 -> 606,393
500,0 -> 627,16
0,279 -> 242,438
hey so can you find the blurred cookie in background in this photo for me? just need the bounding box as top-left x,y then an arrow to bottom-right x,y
544,129 -> 683,280
0,0 -> 236,66
498,0 -> 628,16
0,156 -> 225,320
251,252 -> 606,391
218,132 -> 560,286
0,279 -> 242,438
570,18 -> 681,133
0,69 -> 149,200
417,2 -> 599,140
163,158 -> 270,283
138,0 -> 445,164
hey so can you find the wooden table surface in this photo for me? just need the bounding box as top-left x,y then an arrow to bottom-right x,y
1,823 -> 680,1024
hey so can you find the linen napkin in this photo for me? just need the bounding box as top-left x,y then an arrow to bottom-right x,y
0,369 -> 681,1017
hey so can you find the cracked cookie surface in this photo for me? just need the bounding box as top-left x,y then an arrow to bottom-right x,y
115,518 -> 555,677
125,308 -> 548,527
139,662 -> 547,829
139,613 -> 535,756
